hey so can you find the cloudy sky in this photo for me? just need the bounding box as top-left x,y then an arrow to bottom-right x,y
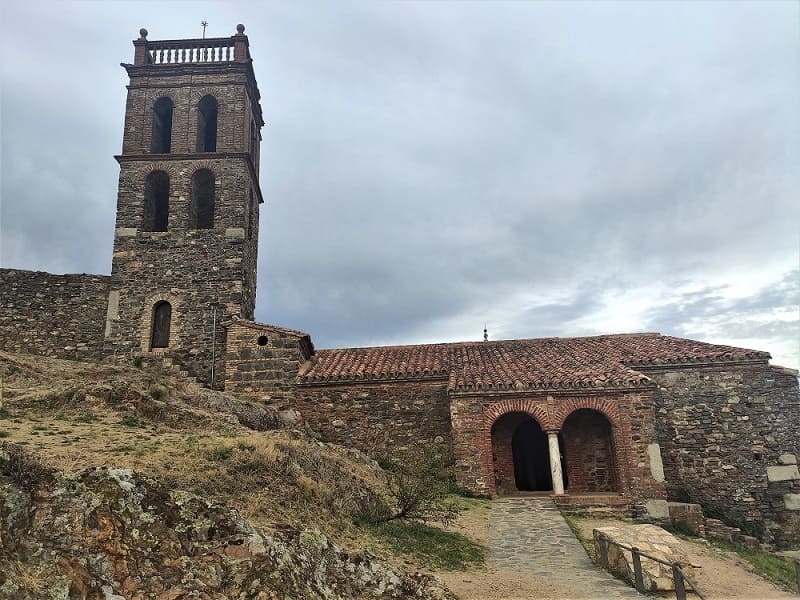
1,1 -> 798,368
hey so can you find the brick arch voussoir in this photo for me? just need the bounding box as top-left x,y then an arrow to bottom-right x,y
484,398 -> 556,433
554,398 -> 620,431
190,162 -> 221,179
146,163 -> 179,179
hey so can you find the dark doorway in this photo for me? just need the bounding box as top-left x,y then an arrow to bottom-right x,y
511,418 -> 552,491
151,301 -> 171,349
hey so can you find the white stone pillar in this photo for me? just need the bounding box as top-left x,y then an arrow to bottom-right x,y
548,432 -> 565,495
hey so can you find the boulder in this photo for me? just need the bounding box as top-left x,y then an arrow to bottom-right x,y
593,524 -> 696,592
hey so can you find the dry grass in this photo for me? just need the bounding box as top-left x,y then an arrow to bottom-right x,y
0,351 -> 385,549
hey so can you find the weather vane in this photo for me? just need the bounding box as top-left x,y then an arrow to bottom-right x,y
201,20 -> 208,39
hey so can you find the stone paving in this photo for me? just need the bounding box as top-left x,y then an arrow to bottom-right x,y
490,497 -> 642,598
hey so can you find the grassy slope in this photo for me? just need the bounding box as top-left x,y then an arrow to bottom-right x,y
0,350 -> 485,571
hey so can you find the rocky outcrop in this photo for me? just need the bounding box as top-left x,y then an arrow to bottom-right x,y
0,447 -> 454,599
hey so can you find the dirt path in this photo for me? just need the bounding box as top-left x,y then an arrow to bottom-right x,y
436,506 -> 796,600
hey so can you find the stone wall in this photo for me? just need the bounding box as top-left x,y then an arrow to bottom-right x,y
224,320 -> 311,399
107,61 -> 262,386
645,361 -> 800,547
0,268 -> 109,360
293,380 -> 453,458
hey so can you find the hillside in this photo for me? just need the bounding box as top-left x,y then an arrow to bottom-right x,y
0,351 -> 458,598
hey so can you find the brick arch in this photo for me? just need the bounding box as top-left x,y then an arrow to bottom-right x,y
553,397 -> 620,430
189,162 -> 222,178
150,93 -> 176,108
484,397 -> 555,433
555,398 -> 627,493
145,163 -> 179,179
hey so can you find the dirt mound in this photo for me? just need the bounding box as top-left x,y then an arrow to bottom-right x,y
0,444 -> 453,599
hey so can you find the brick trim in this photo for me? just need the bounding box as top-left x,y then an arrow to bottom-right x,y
553,397 -> 620,430
484,397 -> 556,431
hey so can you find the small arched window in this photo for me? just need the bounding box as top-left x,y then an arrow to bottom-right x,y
196,95 -> 218,152
190,169 -> 215,229
142,171 -> 170,231
150,301 -> 171,349
151,97 -> 174,153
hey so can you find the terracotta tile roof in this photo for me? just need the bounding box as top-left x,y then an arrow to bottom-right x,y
299,333 -> 770,392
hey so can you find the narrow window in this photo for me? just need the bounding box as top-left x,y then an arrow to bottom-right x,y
247,189 -> 256,239
196,95 -> 218,152
151,301 -> 171,348
151,97 -> 173,153
190,169 -> 215,229
142,171 -> 170,231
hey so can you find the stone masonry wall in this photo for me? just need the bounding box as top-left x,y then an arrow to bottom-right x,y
646,362 -> 800,547
0,269 -> 109,360
108,62 -> 262,386
224,321 -> 307,400
293,380 -> 453,459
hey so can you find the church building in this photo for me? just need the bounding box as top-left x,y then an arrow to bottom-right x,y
1,26 -> 798,548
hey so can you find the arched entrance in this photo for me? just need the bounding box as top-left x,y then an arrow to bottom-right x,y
492,412 -> 565,494
561,408 -> 619,492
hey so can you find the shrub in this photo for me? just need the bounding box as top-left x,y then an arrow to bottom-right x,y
369,444 -> 458,525
132,355 -> 143,368
0,442 -> 54,491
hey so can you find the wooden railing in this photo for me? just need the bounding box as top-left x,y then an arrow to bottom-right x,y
595,534 -> 706,600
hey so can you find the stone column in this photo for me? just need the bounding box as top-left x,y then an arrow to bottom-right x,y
548,432 -> 565,495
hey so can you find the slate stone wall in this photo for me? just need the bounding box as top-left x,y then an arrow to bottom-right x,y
293,380 -> 453,458
646,362 -> 800,547
224,321 -> 307,400
0,268 -> 109,360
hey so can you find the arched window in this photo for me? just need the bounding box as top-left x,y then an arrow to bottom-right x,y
196,95 -> 218,152
151,97 -> 173,153
190,169 -> 215,229
142,171 -> 170,231
150,301 -> 171,349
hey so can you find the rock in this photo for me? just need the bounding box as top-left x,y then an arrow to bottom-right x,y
594,524 -> 696,592
0,449 -> 455,599
778,454 -> 797,465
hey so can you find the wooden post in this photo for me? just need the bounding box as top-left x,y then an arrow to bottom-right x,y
597,537 -> 608,568
673,563 -> 687,600
631,547 -> 645,593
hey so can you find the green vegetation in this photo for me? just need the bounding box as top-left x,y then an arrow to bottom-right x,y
563,513 -> 594,558
0,407 -> 9,419
119,414 -> 141,428
207,445 -> 235,461
361,519 -> 486,570
371,444 -> 458,524
710,539 -> 798,593
0,431 -> 10,439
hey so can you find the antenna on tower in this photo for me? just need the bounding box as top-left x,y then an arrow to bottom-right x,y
483,324 -> 488,342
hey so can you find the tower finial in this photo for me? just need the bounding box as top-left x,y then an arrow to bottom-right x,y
483,324 -> 488,342
201,20 -> 208,39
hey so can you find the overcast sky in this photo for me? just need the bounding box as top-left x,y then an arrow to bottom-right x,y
1,1 -> 798,368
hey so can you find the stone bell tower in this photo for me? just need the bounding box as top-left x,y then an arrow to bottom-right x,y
105,25 -> 264,386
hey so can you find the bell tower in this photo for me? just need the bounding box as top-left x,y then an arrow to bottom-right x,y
106,25 -> 264,386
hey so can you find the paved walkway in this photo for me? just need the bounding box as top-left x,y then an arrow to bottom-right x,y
490,497 -> 642,598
